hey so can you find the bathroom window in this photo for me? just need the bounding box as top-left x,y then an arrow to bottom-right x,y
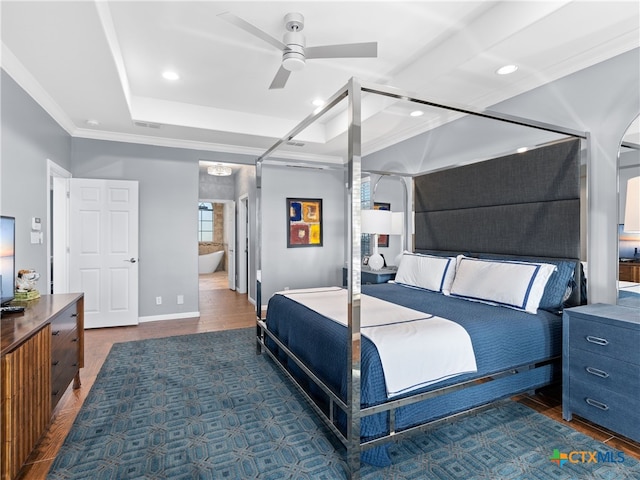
198,202 -> 214,242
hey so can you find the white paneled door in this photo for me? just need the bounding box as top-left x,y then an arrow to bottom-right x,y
69,179 -> 139,328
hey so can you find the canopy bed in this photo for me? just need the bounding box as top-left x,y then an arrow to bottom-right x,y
254,78 -> 588,479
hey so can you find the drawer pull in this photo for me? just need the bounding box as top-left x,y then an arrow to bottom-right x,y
586,367 -> 609,378
52,360 -> 59,366
585,398 -> 609,411
586,335 -> 608,346
52,330 -> 61,336
72,337 -> 79,342
52,390 -> 59,396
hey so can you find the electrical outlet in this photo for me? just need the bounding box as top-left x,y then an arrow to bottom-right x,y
177,295 -> 184,305
156,296 -> 162,305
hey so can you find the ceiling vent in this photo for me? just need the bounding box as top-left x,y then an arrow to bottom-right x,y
286,140 -> 305,147
133,121 -> 162,129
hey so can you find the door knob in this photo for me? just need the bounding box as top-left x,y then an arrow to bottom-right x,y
125,258 -> 137,263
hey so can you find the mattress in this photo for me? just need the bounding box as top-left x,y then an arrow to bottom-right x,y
264,282 -> 562,465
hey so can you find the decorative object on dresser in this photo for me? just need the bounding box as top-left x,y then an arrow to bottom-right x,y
1,293 -> 84,480
562,303 -> 640,443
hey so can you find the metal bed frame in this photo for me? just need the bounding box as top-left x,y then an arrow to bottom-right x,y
254,78 -> 588,479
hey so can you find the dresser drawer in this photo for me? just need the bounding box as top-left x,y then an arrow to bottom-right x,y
568,378 -> 640,441
568,348 -> 640,398
569,316 -> 640,362
50,304 -> 79,338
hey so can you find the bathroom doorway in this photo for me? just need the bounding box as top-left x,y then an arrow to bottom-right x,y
198,199 -> 236,291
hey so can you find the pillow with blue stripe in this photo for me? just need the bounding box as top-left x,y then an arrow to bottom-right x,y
475,254 -> 576,313
450,256 -> 557,314
395,252 -> 456,294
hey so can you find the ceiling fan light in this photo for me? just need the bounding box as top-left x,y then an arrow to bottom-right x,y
207,164 -> 232,176
283,52 -> 306,71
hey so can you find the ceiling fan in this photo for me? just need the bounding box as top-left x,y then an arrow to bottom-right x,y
218,12 -> 378,89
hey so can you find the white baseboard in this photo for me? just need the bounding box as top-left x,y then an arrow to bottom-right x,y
139,311 -> 200,323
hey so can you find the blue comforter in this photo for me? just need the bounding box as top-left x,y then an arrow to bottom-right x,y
265,283 -> 562,466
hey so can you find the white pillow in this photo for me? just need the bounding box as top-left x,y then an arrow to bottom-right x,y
395,253 -> 456,293
450,256 -> 556,314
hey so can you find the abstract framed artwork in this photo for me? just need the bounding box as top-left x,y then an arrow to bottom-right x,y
374,202 -> 390,247
287,198 -> 323,248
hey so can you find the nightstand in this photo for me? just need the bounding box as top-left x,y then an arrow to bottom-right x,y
342,266 -> 397,286
562,303 -> 640,442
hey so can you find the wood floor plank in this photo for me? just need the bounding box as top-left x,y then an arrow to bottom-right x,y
15,272 -> 640,479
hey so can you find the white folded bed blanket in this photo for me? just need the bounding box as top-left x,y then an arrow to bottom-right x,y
280,287 -> 477,398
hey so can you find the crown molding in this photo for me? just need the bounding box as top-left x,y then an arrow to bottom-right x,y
1,43 -> 76,135
72,127 -> 342,164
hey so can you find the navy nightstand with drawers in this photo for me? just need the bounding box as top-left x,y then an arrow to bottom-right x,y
562,303 -> 640,442
342,266 -> 397,286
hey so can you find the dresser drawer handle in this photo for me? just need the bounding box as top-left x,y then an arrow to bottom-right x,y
52,330 -> 61,336
586,335 -> 608,346
52,360 -> 59,366
585,398 -> 609,411
71,313 -> 78,317
586,367 -> 609,378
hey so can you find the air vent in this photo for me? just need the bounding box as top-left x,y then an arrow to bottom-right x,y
286,141 -> 305,147
133,121 -> 162,129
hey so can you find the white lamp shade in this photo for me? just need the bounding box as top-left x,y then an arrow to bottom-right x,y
361,209 -> 392,234
624,176 -> 640,233
391,212 -> 403,235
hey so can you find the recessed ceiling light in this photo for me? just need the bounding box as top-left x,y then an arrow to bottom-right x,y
496,64 -> 518,75
312,99 -> 325,107
162,71 -> 180,81
410,110 -> 424,117
85,119 -> 100,127
517,147 -> 528,153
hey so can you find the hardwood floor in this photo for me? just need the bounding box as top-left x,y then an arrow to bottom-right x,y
16,272 -> 640,478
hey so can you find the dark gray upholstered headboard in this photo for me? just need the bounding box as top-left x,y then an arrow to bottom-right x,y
414,138 -> 581,259
414,138 -> 583,306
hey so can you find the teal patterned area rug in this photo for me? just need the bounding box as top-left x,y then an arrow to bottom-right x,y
48,328 -> 639,479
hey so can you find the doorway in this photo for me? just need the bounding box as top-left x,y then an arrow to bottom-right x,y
47,159 -> 71,295
198,199 -> 236,289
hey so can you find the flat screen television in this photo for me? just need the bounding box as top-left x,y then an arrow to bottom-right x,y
1,216 -> 16,306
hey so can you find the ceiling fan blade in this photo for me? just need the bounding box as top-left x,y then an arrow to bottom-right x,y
269,65 -> 291,89
306,42 -> 377,59
218,12 -> 286,51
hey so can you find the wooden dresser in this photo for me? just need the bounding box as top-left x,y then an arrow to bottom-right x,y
1,293 -> 84,480
619,261 -> 640,282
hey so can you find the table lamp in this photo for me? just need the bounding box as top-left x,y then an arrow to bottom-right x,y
361,209 -> 392,270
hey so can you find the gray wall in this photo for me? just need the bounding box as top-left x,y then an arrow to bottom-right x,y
198,166 -> 235,201
71,138 -> 201,318
260,164 -> 345,302
1,70 -> 72,281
